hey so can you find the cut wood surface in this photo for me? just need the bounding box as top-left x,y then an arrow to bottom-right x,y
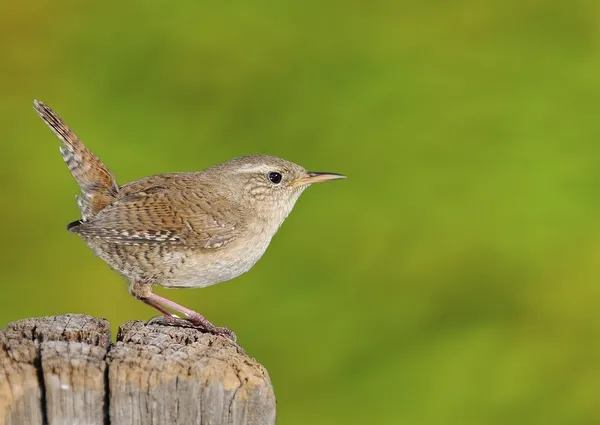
0,314 -> 276,425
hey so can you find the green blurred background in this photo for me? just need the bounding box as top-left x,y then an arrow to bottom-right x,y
1,1 -> 600,423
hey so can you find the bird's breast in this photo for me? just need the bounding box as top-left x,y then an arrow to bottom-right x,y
163,230 -> 275,288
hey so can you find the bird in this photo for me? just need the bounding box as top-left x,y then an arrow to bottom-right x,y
33,100 -> 345,341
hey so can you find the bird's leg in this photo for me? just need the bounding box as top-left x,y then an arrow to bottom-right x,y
143,299 -> 184,327
130,281 -> 236,342
130,281 -> 179,318
143,298 -> 179,318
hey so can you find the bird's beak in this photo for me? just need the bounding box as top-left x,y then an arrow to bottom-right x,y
291,171 -> 346,187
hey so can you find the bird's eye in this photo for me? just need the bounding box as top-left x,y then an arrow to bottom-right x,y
268,171 -> 283,184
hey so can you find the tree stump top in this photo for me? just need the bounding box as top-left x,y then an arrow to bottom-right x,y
0,314 -> 276,425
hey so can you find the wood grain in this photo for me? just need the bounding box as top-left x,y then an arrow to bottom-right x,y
0,315 -> 275,425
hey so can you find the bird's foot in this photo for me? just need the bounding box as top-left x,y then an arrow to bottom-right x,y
147,314 -> 237,343
186,312 -> 237,343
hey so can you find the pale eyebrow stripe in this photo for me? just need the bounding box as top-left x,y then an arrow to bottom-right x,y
237,165 -> 268,173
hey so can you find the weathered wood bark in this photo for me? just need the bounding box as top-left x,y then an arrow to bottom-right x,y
0,314 -> 276,425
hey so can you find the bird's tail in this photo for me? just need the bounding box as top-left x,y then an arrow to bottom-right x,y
33,100 -> 119,220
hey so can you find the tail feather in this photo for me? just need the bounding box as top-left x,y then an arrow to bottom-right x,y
34,100 -> 119,220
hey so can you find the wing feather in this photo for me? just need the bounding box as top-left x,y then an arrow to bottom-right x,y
69,183 -> 239,248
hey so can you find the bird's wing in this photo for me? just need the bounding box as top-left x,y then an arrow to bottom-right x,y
69,182 -> 240,248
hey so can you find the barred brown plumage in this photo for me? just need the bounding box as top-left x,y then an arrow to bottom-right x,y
34,100 -> 119,221
34,100 -> 345,342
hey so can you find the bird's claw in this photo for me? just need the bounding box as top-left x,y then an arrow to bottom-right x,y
186,314 -> 237,343
211,326 -> 237,343
148,315 -> 237,343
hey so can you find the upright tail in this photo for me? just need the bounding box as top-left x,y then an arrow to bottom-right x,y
33,100 -> 119,221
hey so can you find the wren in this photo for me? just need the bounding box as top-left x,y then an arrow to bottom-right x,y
34,100 -> 345,341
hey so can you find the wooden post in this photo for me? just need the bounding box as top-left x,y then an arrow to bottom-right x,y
0,314 -> 276,425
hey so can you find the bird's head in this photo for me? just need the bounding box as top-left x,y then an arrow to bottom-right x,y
209,154 -> 345,226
